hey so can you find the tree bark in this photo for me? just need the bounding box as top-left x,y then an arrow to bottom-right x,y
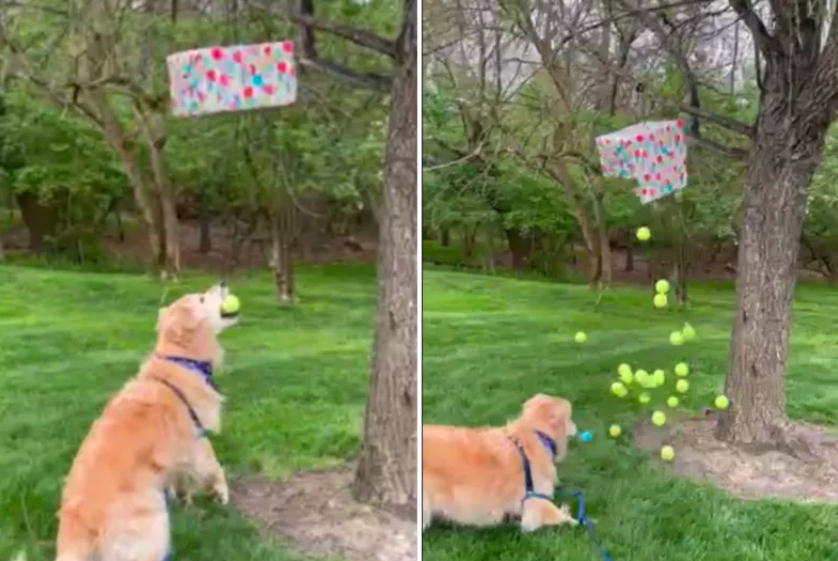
269,204 -> 296,304
352,0 -> 416,516
87,90 -> 167,274
198,189 -> 212,253
138,110 -> 180,280
16,190 -> 58,252
504,227 -> 530,271
715,63 -> 832,448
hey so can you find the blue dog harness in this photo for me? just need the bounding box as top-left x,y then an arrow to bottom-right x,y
153,355 -> 219,561
508,431 -> 558,503
509,432 -> 614,561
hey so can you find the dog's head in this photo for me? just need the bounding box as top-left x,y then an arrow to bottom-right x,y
521,393 -> 577,461
155,283 -> 239,360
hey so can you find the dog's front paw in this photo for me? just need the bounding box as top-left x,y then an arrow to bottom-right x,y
558,503 -> 579,526
212,479 -> 229,505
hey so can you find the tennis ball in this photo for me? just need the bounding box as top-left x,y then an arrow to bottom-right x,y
636,227 -> 651,241
715,395 -> 730,409
675,362 -> 690,377
618,363 -> 632,377
676,379 -> 690,393
609,424 -> 622,438
660,445 -> 675,461
220,294 -> 240,315
667,396 -> 679,408
639,392 -> 651,404
669,331 -> 684,346
655,279 -> 670,294
611,381 -> 627,396
652,369 -> 665,387
635,369 -> 650,387
682,322 -> 696,341
653,294 -> 668,308
651,411 -> 666,426
575,331 -> 587,343
619,369 -> 634,385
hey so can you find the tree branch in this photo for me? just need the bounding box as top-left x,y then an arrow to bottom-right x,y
249,1 -> 396,58
299,54 -> 393,92
729,0 -> 781,58
248,0 -> 394,92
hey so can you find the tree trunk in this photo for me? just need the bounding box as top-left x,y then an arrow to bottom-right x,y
198,189 -> 212,253
504,227 -> 529,271
138,110 -> 179,280
439,227 -> 450,247
625,237 -> 634,272
16,190 -> 58,252
462,225 -> 476,264
352,0 -> 416,516
269,204 -> 296,304
158,185 -> 180,280
715,76 -> 832,448
589,185 -> 611,288
88,90 -> 166,273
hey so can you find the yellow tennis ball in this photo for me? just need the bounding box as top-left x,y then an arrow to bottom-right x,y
637,227 -> 651,241
220,294 -> 240,315
667,396 -> 679,408
651,411 -> 666,426
653,294 -> 668,308
575,331 -> 587,343
609,424 -> 622,437
611,382 -> 627,396
618,363 -> 632,377
655,279 -> 670,294
669,331 -> 684,346
634,370 -> 655,388
676,379 -> 690,393
675,362 -> 689,377
639,392 -> 651,404
715,395 -> 730,409
652,369 -> 665,387
682,322 -> 696,341
619,370 -> 634,385
660,445 -> 675,461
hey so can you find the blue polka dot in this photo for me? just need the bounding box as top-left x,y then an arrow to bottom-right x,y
252,75 -> 263,86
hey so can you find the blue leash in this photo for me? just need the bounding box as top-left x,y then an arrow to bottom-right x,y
509,434 -> 615,561
557,487 -> 614,561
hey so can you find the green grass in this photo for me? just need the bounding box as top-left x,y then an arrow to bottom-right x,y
422,269 -> 838,561
0,263 -> 377,560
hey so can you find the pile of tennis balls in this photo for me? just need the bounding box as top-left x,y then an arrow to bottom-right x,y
599,227 -> 729,462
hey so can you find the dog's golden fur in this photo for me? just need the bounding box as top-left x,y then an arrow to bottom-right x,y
422,393 -> 578,532
55,285 -> 237,561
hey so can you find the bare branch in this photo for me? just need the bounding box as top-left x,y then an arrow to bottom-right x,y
248,1 -> 396,58
299,55 -> 393,92
0,1 -> 68,16
729,0 -> 781,58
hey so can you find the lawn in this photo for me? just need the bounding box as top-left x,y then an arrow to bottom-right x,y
0,263 -> 377,560
422,268 -> 838,561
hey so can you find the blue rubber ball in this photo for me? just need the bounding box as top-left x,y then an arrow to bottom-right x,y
579,430 -> 592,442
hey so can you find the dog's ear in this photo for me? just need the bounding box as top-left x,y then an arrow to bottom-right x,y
156,307 -> 169,332
523,394 -> 551,412
160,300 -> 203,347
524,395 -> 574,459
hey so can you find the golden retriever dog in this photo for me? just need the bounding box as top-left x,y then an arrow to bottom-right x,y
55,283 -> 239,561
423,393 -> 578,532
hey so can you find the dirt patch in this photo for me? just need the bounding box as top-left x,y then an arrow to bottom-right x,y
634,416 -> 838,503
232,466 -> 416,561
